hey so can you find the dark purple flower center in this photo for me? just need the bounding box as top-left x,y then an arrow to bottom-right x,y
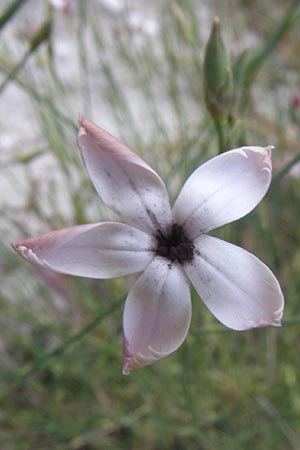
156,223 -> 194,264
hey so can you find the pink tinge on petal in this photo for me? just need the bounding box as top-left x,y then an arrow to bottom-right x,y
78,118 -> 172,234
122,257 -> 192,374
122,335 -> 160,375
245,318 -> 280,330
79,117 -> 154,173
13,222 -> 155,279
184,235 -> 284,331
122,336 -> 134,376
122,334 -> 173,375
173,146 -> 274,239
12,226 -> 85,270
13,226 -> 79,253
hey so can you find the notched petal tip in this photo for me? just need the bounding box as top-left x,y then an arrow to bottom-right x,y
78,114 -> 87,129
122,350 -> 159,375
268,286 -> 285,328
245,317 -> 282,330
77,116 -> 112,146
272,301 -> 284,326
122,340 -> 182,375
122,336 -> 151,375
78,115 -> 96,137
122,351 -> 152,375
77,128 -> 86,142
77,115 -> 88,140
78,112 -> 84,126
261,145 -> 273,174
12,243 -> 50,270
122,336 -> 163,375
241,288 -> 284,331
266,145 -> 275,152
77,117 -> 105,150
236,145 -> 273,176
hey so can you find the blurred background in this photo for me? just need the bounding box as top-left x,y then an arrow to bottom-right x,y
1,0 -> 300,449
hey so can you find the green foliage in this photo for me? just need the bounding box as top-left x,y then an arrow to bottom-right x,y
0,1 -> 300,449
0,0 -> 28,31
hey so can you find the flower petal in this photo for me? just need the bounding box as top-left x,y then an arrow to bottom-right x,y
184,235 -> 284,330
78,118 -> 172,234
12,222 -> 155,278
122,257 -> 191,374
173,146 -> 273,239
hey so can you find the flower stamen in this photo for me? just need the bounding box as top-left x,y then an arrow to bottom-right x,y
156,224 -> 194,264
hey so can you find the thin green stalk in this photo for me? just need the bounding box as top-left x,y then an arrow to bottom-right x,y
272,152 -> 300,183
0,51 -> 30,95
257,396 -> 300,450
239,0 -> 300,111
0,61 -> 77,130
78,0 -> 93,118
215,120 -> 227,153
0,296 -> 124,401
0,0 -> 28,31
0,14 -> 52,95
243,0 -> 300,88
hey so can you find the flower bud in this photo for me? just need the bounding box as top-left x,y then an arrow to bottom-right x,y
203,17 -> 234,122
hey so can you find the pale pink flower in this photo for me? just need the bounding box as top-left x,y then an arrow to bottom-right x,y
13,118 -> 284,374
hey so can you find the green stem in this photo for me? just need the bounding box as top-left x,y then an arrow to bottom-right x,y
272,152 -> 300,183
0,51 -> 30,95
215,120 -> 227,153
0,61 -> 77,130
0,296 -> 124,400
0,0 -> 28,31
244,0 -> 300,88
239,0 -> 300,112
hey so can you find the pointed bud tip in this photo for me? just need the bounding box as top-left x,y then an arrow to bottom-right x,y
204,15 -> 234,121
213,16 -> 220,27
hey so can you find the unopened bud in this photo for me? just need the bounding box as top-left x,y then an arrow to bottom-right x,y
203,17 -> 234,122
